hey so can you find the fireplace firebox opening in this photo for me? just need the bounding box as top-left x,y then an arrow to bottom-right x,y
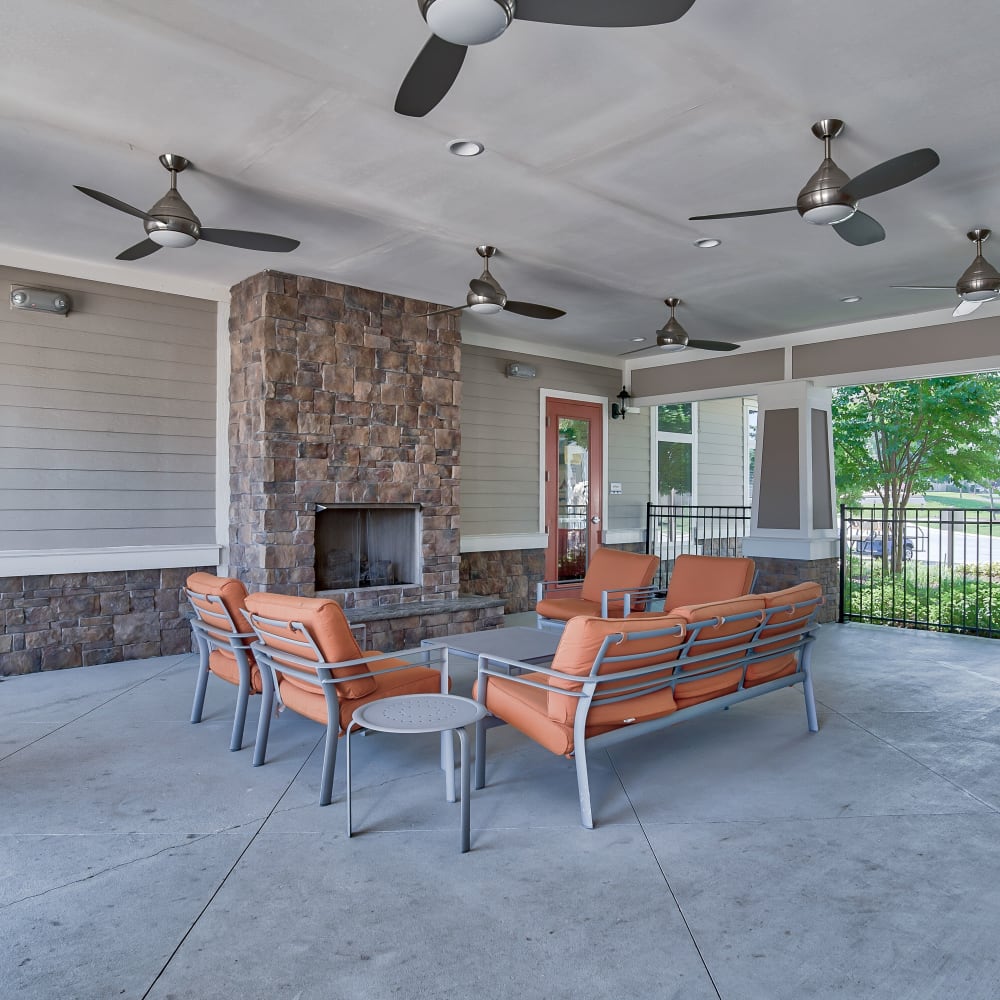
314,504 -> 422,592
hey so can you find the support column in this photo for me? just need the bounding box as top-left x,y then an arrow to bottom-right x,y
743,382 -> 839,621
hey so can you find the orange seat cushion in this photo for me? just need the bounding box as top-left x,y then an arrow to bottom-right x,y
663,555 -> 755,613
278,664 -> 442,734
474,670 -> 678,758
536,597 -> 605,622
208,648 -> 263,694
244,592 -> 376,699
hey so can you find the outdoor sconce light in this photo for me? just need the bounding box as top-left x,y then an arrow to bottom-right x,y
611,385 -> 632,420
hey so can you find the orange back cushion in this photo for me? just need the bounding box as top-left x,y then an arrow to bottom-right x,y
546,613 -> 686,724
671,595 -> 767,701
243,592 -> 376,699
580,548 -> 661,603
756,582 -> 823,657
663,555 -> 755,612
187,572 -> 249,635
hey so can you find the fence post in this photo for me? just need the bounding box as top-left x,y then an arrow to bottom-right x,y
838,503 -> 846,624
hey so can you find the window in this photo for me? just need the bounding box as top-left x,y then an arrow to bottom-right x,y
653,403 -> 696,505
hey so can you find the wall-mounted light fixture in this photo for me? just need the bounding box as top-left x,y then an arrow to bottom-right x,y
505,362 -> 537,379
611,385 -> 632,420
10,286 -> 72,315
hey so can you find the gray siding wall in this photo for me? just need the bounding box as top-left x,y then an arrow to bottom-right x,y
697,397 -> 747,506
0,266 -> 217,551
461,345 -> 648,537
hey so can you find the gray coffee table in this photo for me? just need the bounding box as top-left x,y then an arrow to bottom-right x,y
345,693 -> 488,853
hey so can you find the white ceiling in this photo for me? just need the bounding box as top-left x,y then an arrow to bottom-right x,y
3,0 -> 1000,365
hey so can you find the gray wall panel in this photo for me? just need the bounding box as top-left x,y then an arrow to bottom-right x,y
756,408 -> 800,529
0,265 -> 217,552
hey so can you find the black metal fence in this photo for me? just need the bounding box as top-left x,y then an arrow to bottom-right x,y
839,504 -> 1000,636
645,504 -> 751,591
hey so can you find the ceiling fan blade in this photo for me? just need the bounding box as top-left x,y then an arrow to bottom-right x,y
686,339 -> 739,352
199,229 -> 300,252
503,300 -> 566,320
394,35 -> 468,117
418,304 -> 469,318
74,185 -> 151,221
832,211 -> 885,247
891,284 -> 953,290
689,206 -> 797,221
841,148 -> 940,202
515,0 -> 696,26
953,299 -> 984,317
619,344 -> 659,357
115,239 -> 162,261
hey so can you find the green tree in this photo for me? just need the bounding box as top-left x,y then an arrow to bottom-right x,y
833,374 -> 1000,570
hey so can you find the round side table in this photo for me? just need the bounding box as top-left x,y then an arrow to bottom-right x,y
345,693 -> 487,853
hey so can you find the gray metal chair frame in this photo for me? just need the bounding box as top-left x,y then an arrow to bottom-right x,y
477,596 -> 823,828
535,580 -> 661,632
187,588 -> 257,752
245,610 -> 447,807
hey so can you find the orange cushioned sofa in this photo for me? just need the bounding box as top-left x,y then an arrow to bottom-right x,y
535,547 -> 662,629
476,581 -> 823,828
243,591 -> 444,806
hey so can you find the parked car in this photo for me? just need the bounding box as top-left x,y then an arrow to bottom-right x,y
853,535 -> 915,560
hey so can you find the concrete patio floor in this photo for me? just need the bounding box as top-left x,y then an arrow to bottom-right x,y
2,621 -> 1000,999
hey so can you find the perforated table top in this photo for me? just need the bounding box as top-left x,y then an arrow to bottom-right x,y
352,693 -> 486,734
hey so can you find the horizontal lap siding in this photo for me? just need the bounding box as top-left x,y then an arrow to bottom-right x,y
697,397 -> 747,506
0,266 -> 217,551
461,345 -> 648,537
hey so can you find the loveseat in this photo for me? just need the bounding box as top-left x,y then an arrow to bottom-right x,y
475,582 -> 823,827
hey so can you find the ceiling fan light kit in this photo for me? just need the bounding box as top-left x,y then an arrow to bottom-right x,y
422,0 -> 514,45
620,298 -> 739,357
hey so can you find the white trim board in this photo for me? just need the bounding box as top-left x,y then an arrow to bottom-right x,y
0,544 -> 223,577
461,533 -> 547,553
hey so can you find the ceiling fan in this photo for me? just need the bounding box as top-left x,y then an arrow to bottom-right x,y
620,298 -> 738,356
421,245 -> 566,320
893,229 -> 1000,317
690,119 -> 940,247
74,154 -> 301,261
395,0 -> 698,117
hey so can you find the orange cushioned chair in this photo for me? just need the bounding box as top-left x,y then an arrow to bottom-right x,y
535,547 -> 661,630
243,592 -> 444,806
660,554 -> 756,613
186,572 -> 261,752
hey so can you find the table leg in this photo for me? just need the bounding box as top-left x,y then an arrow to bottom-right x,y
345,721 -> 355,838
440,652 -> 456,802
457,726 -> 471,853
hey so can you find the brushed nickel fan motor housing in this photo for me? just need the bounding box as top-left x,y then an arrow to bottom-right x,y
144,155 -> 200,247
419,0 -> 515,45
797,119 -> 857,225
957,230 -> 1000,301
657,300 -> 689,352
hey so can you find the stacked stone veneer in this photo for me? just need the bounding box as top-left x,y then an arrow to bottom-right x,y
227,271 -> 461,601
1,568 -> 208,675
461,549 -> 547,614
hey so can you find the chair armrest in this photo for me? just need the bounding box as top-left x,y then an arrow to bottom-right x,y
598,585 -> 659,617
537,578 -> 585,602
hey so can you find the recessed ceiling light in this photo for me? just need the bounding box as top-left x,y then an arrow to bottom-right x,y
448,140 -> 485,157
630,337 -> 646,342
841,295 -> 862,303
694,237 -> 722,249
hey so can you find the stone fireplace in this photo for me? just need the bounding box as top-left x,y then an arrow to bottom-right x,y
227,270 -> 462,608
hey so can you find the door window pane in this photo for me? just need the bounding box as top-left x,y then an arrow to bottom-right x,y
558,417 -> 590,579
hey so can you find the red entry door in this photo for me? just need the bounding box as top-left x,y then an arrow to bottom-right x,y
544,397 -> 604,581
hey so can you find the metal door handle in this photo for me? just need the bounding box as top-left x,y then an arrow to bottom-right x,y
591,516 -> 601,524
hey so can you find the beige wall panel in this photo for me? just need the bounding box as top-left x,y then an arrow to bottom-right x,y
631,350 -> 784,398
0,264 -> 217,552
